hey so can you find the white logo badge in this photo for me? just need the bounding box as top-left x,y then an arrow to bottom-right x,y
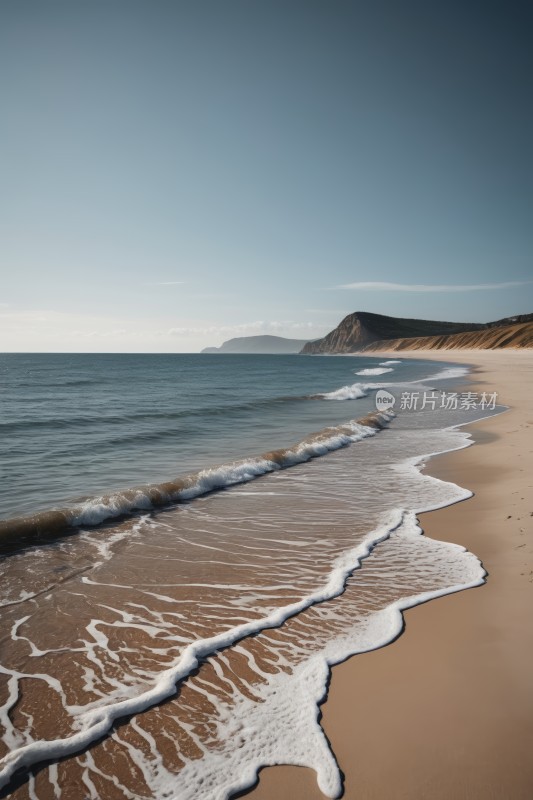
375,390 -> 396,411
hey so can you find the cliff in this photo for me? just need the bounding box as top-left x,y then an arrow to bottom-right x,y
300,312 -> 485,354
361,320 -> 533,351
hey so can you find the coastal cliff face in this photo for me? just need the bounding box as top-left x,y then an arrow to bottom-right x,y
362,320 -> 533,351
300,313 -> 380,353
300,312 -> 485,354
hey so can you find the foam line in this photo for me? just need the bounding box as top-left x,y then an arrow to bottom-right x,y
354,367 -> 394,376
317,383 -> 368,400
0,412 -> 392,548
159,417 -> 494,800
0,509 -> 405,789
417,366 -> 470,382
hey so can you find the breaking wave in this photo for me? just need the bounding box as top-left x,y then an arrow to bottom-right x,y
316,383 -> 369,401
0,411 -> 392,548
355,367 -> 394,376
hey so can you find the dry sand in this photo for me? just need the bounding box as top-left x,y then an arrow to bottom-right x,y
247,350 -> 533,800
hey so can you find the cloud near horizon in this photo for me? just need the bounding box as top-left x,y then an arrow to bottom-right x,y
148,281 -> 185,286
336,281 -> 531,292
166,320 -> 322,338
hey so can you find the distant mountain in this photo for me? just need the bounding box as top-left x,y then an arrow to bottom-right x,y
202,335 -> 311,354
300,311 -> 533,354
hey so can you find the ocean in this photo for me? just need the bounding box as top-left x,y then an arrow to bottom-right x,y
0,353 -> 502,798
0,353 -> 466,524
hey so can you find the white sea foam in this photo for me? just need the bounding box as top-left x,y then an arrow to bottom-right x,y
0,361 -> 502,799
80,520 -> 145,568
379,360 -> 402,365
319,383 -> 368,400
0,509 -> 404,790
419,366 -> 470,382
0,591 -> 47,610
354,367 -> 394,376
0,419 -> 489,796
72,493 -> 153,527
119,426 -> 484,800
69,417 -> 387,527
159,513 -> 484,800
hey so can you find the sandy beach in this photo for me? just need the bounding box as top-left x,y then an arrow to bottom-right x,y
248,350 -> 533,800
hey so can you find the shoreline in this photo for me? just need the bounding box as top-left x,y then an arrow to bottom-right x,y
247,349 -> 533,799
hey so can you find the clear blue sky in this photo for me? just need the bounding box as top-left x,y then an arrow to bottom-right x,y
1,0 -> 532,352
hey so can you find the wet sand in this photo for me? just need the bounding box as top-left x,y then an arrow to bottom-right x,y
248,350 -> 533,799
4,396 -> 480,798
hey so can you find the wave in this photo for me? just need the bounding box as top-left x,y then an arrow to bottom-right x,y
10,378 -> 97,389
354,367 -> 394,376
0,395 -> 310,435
314,362 -> 468,403
420,366 -> 470,382
316,383 -> 368,401
379,360 -> 402,365
3,382 -> 384,437
0,419 -> 489,795
0,411 -> 392,549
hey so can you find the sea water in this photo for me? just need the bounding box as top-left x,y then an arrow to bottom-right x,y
0,352 -> 462,522
0,353 -> 502,799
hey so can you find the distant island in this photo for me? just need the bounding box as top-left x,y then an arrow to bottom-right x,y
201,334 -> 312,354
301,311 -> 533,354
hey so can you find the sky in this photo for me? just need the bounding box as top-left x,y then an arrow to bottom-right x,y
1,0 -> 532,352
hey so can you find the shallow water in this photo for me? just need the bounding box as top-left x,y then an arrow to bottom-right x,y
0,354 -> 502,798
